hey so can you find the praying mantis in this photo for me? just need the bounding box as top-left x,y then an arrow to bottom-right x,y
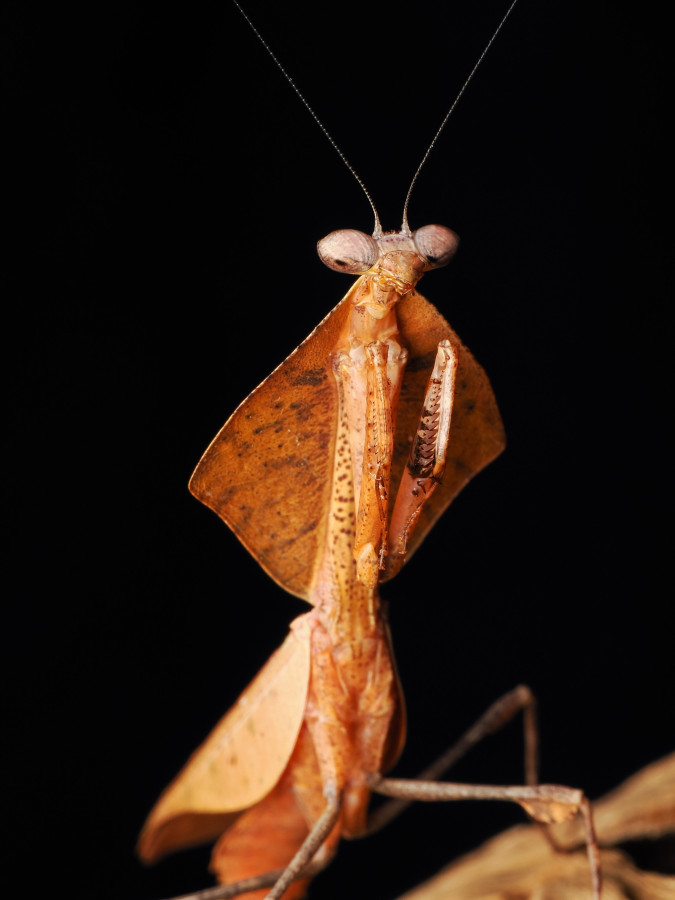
138,2 -> 602,898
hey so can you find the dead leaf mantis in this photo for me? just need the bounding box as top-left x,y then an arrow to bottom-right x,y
138,2 -> 602,898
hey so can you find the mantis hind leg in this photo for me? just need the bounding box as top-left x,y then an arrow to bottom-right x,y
366,684 -> 539,835
209,783 -> 312,900
176,793 -> 340,900
364,685 -> 602,900
259,792 -> 341,900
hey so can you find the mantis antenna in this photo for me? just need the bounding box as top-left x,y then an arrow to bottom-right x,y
231,0 -> 521,237
401,0 -> 521,233
230,0 -> 382,236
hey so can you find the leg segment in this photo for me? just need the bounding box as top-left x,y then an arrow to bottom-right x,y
366,684 -> 538,835
160,860 -> 328,900
386,339 -> 458,579
364,684 -> 601,899
161,797 -> 340,900
263,792 -> 342,900
367,775 -> 601,899
354,341 -> 396,587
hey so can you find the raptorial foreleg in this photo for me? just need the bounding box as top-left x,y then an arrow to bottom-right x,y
386,339 -> 458,578
353,341 -> 396,587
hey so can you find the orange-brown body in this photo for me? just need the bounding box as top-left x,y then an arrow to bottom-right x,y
138,230 -> 504,898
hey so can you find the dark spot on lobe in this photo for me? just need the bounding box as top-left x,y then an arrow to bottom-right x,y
290,368 -> 326,387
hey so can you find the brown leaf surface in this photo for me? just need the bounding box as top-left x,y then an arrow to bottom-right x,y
397,755 -> 675,900
137,627 -> 311,863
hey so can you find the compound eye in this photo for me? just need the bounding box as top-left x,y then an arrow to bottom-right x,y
413,224 -> 460,269
317,229 -> 379,274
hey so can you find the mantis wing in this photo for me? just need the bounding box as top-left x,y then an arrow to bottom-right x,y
137,623 -> 311,862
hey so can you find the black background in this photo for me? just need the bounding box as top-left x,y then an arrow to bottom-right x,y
5,1 -> 672,898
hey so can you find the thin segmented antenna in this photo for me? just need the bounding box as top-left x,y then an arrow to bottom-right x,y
231,0 -> 383,237
233,0 -> 520,239
401,0 -> 521,234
